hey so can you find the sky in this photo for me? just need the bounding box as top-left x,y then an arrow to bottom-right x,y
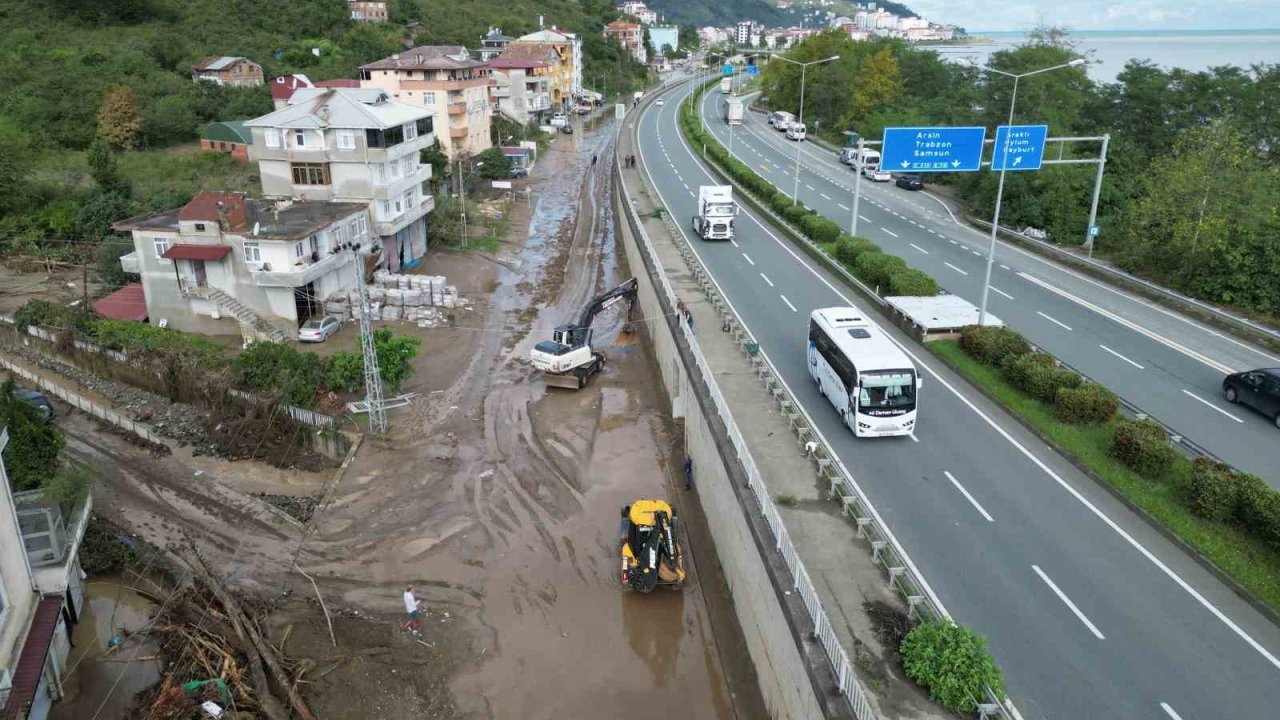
907,0 -> 1280,32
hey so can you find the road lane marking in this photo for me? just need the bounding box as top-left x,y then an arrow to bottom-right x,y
1037,311 -> 1073,331
949,239 -> 958,245
1181,389 -> 1244,423
990,286 -> 1013,300
1018,272 -> 1237,375
944,262 -> 968,275
882,229 -> 899,238
650,96 -> 1280,672
730,239 -> 739,248
944,471 -> 994,522
1100,345 -> 1144,370
742,253 -> 755,266
1033,565 -> 1105,640
838,203 -> 850,210
859,215 -> 872,223
806,184 -> 816,191
972,250 -> 983,257
780,294 -> 798,312
1000,264 -> 1011,270
820,193 -> 831,200
909,243 -> 930,254
760,273 -> 774,287
1160,703 -> 1183,720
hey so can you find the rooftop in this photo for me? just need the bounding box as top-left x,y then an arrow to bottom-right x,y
245,88 -> 431,130
92,283 -> 148,322
194,55 -> 257,72
201,119 -> 253,144
489,57 -> 549,70
271,74 -> 363,102
361,45 -> 488,72
114,194 -> 368,242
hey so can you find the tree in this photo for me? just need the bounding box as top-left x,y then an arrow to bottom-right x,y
847,46 -> 903,125
0,380 -> 65,492
86,138 -> 122,190
374,329 -> 422,392
0,118 -> 33,215
97,86 -> 142,150
475,146 -> 512,179
420,140 -> 449,192
642,26 -> 655,60
143,95 -> 200,146
96,236 -> 137,290
76,190 -> 132,240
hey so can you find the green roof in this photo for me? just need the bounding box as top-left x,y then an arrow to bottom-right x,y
201,120 -> 252,145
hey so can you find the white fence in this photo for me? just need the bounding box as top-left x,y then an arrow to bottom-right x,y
0,357 -> 167,446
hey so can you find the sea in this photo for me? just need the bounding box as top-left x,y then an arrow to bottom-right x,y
928,29 -> 1280,83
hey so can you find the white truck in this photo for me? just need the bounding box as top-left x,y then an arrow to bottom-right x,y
724,97 -> 744,126
771,111 -> 794,131
719,76 -> 732,94
692,185 -> 737,241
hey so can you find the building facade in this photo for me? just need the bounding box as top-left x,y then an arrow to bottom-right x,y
200,120 -> 252,163
113,191 -> 378,339
604,21 -> 646,64
348,0 -> 387,22
648,25 -> 678,56
478,27 -> 513,61
192,56 -> 264,87
496,43 -> 569,110
617,1 -> 657,24
359,46 -> 494,159
515,29 -> 583,99
489,58 -> 553,125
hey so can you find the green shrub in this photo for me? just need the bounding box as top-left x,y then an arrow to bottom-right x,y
782,203 -> 809,224
0,380 -> 65,492
958,325 -> 1030,367
899,621 -> 1005,712
1187,459 -> 1244,521
888,268 -> 939,297
833,235 -> 878,266
1001,351 -> 1054,388
854,251 -> 908,291
232,341 -> 326,408
1008,354 -> 1081,404
325,351 -> 364,393
769,192 -> 792,215
1236,474 -> 1280,548
1054,383 -> 1119,424
1111,419 -> 1176,479
13,299 -> 75,332
800,214 -> 842,245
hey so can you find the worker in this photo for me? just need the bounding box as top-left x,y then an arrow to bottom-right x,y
402,585 -> 425,636
683,457 -> 693,490
804,440 -> 818,457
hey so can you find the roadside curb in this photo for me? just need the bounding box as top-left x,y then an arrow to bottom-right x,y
927,347 -> 1280,629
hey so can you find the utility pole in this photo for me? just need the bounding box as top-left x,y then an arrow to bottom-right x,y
457,157 -> 468,248
349,243 -> 388,433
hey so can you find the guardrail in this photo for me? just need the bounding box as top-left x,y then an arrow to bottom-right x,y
650,77 -> 1018,719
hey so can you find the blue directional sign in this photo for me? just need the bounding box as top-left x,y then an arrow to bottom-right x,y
991,125 -> 1049,171
722,64 -> 734,76
881,126 -> 987,173
1088,225 -> 1101,238
746,64 -> 759,77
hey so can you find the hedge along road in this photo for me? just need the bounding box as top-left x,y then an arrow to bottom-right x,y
640,78 -> 1280,720
698,88 -> 1280,491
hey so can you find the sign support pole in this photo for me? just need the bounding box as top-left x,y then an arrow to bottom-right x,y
978,75 -> 1019,328
850,137 -> 864,237
1085,133 -> 1110,258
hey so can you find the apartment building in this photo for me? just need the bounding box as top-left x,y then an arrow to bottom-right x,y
515,28 -> 583,101
359,46 -> 493,160
269,74 -> 361,110
490,57 -> 553,125
113,191 -> 378,339
348,0 -> 387,22
478,27 -> 513,61
617,1 -> 657,25
604,21 -> 646,65
192,56 -> 264,87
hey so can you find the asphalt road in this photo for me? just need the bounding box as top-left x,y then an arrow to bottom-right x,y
637,77 -> 1280,719
694,88 -> 1280,490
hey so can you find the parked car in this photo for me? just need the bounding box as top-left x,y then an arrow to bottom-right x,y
298,315 -> 342,342
511,166 -> 529,179
1223,368 -> 1280,427
12,388 -> 53,421
896,174 -> 924,190
867,169 -> 893,182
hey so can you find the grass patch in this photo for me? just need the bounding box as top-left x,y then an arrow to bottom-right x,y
931,339 -> 1280,610
775,492 -> 799,507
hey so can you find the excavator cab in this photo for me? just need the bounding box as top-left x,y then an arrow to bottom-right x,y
620,500 -> 686,593
550,323 -> 591,348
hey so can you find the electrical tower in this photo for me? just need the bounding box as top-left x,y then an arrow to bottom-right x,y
349,245 -> 388,432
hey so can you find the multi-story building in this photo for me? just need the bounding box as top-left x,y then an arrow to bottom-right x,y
617,1 -> 657,25
489,57 -> 553,125
735,21 -> 752,45
359,46 -> 494,159
113,191 -> 379,339
0,427 -> 90,720
604,21 -> 646,65
347,0 -> 387,22
496,43 -> 568,110
192,56 -> 264,87
269,74 -> 361,110
648,25 -> 679,56
478,27 -> 513,61
515,28 -> 583,100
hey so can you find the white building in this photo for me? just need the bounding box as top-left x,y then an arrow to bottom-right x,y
518,28 -> 584,97
648,25 -> 679,56
489,57 -> 553,125
617,1 -> 657,25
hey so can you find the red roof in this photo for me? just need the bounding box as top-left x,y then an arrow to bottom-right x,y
1,596 -> 63,720
162,244 -> 233,261
489,57 -> 547,69
271,73 -> 313,101
92,282 -> 148,322
177,190 -> 248,228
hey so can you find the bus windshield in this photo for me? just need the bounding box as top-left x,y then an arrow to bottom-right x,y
858,371 -> 916,410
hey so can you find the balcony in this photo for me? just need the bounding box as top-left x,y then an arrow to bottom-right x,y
372,194 -> 434,237
449,124 -> 468,139
528,94 -> 551,111
253,250 -> 352,288
119,251 -> 140,274
448,102 -> 467,115
16,487 -> 91,571
373,166 -> 431,199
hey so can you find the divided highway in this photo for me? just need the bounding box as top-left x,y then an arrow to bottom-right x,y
697,88 -> 1280,490
638,78 -> 1280,719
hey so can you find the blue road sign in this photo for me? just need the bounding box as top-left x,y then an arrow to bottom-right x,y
722,64 -> 734,76
881,126 -> 986,173
991,125 -> 1049,171
1088,225 -> 1101,237
746,65 -> 759,76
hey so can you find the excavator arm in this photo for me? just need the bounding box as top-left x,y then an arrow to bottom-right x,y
563,278 -> 638,347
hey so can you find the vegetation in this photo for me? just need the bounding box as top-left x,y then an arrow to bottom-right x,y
932,339 -> 1280,608
899,620 -> 1004,712
0,379 -> 66,492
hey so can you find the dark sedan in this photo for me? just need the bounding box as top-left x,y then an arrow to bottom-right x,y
1223,368 -> 1280,428
896,174 -> 924,190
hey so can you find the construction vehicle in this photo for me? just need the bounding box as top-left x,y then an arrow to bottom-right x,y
691,185 -> 737,241
620,500 -> 686,593
529,278 -> 638,389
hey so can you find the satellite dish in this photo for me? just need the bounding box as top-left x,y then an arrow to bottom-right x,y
158,318 -> 168,328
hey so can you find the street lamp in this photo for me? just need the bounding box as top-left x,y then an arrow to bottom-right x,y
770,54 -> 840,205
975,58 -> 1085,327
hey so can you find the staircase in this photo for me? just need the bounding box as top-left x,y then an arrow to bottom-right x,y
202,287 -> 292,343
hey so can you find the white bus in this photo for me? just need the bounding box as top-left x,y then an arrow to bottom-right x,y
807,308 -> 920,437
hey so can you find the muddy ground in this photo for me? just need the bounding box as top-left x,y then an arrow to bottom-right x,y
54,116 -> 766,719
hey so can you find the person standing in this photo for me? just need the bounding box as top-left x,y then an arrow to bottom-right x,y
683,457 -> 693,490
403,585 -> 425,636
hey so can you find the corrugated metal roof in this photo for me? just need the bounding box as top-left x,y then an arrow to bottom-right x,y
92,283 -> 148,322
201,120 -> 253,144
0,596 -> 63,720
244,88 -> 432,131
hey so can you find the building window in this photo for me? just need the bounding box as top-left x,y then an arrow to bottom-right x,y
380,200 -> 391,218
243,242 -> 262,264
393,197 -> 403,214
416,116 -> 433,138
194,223 -> 206,232
265,129 -> 280,148
401,155 -> 415,175
354,214 -> 367,237
309,235 -> 319,255
152,237 -> 169,260
295,241 -> 305,259
337,131 -> 355,150
332,223 -> 345,246
404,122 -> 418,140
291,163 -> 330,185
423,92 -> 435,105
293,129 -> 307,148
374,164 -> 386,183
402,189 -> 415,210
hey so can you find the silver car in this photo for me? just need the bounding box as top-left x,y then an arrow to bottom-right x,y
298,315 -> 341,342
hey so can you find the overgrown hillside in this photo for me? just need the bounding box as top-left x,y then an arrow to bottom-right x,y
644,0 -> 783,27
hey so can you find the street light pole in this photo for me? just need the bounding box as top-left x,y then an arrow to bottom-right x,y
771,54 -> 839,206
850,137 -> 864,236
976,58 -> 1085,327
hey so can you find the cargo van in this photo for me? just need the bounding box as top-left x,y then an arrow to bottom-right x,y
786,122 -> 807,141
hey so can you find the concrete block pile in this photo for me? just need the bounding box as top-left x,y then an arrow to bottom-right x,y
323,272 -> 463,328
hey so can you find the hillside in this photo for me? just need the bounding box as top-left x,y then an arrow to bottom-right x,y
644,0 -> 784,27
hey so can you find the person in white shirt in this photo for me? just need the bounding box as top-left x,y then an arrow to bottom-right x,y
403,585 -> 424,635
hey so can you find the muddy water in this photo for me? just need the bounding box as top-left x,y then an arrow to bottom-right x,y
51,578 -> 160,720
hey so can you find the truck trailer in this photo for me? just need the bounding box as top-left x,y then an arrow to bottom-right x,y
724,97 -> 744,126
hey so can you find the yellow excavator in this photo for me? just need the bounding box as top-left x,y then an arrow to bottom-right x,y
620,500 -> 686,592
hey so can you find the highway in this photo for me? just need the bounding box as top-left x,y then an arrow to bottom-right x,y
695,87 -> 1280,490
636,77 -> 1280,719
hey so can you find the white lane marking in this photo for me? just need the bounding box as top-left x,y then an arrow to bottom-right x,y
972,250 -> 983,257
910,434 -> 919,443
1033,565 -> 1106,640
806,184 -> 817,191
990,286 -> 1014,300
1037,311 -> 1074,331
1160,703 -> 1184,720
820,193 -> 832,200
943,471 -> 994,523
859,215 -> 872,223
1018,272 -> 1237,375
1100,345 -> 1145,370
760,272 -> 774,287
652,94 -> 1280,673
838,203 -> 850,211
1181,389 -> 1244,423
1000,264 -> 1011,270
780,294 -> 798,312
909,243 -> 930,254
881,228 -> 899,238
944,262 -> 968,276
928,229 -> 939,235
730,239 -> 740,248
949,239 -> 958,245
742,253 -> 756,266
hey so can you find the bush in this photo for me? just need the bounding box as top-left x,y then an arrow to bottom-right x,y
959,325 -> 1031,367
833,235 -> 878,265
888,268 -> 940,297
232,341 -> 326,408
1001,351 -> 1054,389
1111,419 -> 1176,479
854,251 -> 907,291
325,351 -> 363,393
13,299 -> 74,332
899,621 -> 1005,712
1006,354 -> 1081,404
1236,474 -> 1280,548
800,214 -> 841,245
782,203 -> 809,224
769,191 -> 792,215
1054,383 -> 1119,424
0,380 -> 65,491
1187,459 -> 1244,521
